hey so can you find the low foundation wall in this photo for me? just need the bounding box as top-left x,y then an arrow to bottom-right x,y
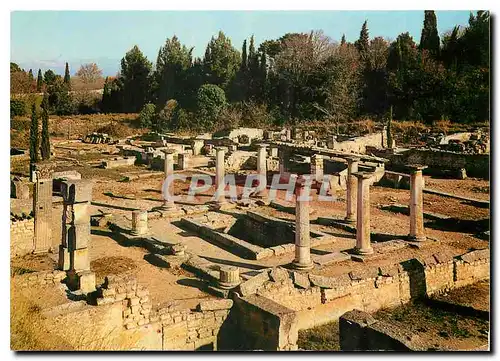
10,218 -> 35,257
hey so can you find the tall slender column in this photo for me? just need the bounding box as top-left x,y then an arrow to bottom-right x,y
162,149 -> 176,210
33,163 -> 53,254
255,143 -> 268,198
292,176 -> 314,270
311,154 -> 324,182
345,156 -> 360,223
215,147 -> 226,205
409,165 -> 428,242
353,172 -> 373,255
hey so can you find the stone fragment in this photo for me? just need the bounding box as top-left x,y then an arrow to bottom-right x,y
238,270 -> 270,296
197,299 -> 233,311
292,271 -> 310,289
269,267 -> 290,283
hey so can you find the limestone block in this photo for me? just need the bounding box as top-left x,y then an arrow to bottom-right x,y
61,180 -> 93,204
238,270 -> 270,296
292,271 -> 311,289
197,299 -> 233,311
69,203 -> 90,225
67,223 -> 91,250
71,248 -> 90,271
78,270 -> 96,293
58,245 -> 71,270
269,267 -> 290,283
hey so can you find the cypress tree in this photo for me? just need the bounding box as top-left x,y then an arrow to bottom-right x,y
36,69 -> 43,92
341,34 -> 346,46
419,10 -> 440,58
355,21 -> 370,55
64,62 -> 71,87
29,103 -> 39,163
241,39 -> 248,72
40,93 -> 51,160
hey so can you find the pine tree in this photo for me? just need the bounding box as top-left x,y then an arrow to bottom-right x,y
29,103 -> 39,163
341,34 -> 346,46
36,69 -> 43,92
64,62 -> 71,87
40,93 -> 51,160
419,10 -> 440,58
355,21 -> 370,55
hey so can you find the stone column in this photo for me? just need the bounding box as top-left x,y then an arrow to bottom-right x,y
278,148 -> 289,176
219,266 -> 241,289
33,163 -> 53,254
177,153 -> 190,170
353,172 -> 373,255
60,179 -> 95,293
310,154 -> 324,182
131,210 -> 148,236
345,156 -> 361,224
409,165 -> 428,242
162,149 -> 176,210
255,143 -> 268,198
292,177 -> 314,270
215,147 -> 226,205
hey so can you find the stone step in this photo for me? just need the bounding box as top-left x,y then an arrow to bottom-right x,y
313,252 -> 351,266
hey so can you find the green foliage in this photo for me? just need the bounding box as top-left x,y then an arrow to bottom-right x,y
10,99 -> 27,117
139,103 -> 156,128
47,78 -> 74,115
120,45 -> 152,113
29,103 -> 39,163
419,10 -> 440,58
63,62 -> 71,87
43,70 -> 57,86
11,62 -> 22,73
196,84 -> 227,127
36,69 -> 43,92
40,93 -> 50,160
203,31 -> 240,91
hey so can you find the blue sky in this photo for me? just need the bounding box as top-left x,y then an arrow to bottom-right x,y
11,10 -> 473,76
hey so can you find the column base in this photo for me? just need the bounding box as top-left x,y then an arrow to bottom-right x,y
354,247 -> 374,255
218,281 -> 241,290
408,234 -> 427,242
292,260 -> 314,271
344,215 -> 356,224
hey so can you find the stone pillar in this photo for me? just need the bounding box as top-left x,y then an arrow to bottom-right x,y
131,210 -> 148,236
409,165 -> 428,242
353,172 -> 373,255
33,163 -> 53,254
60,179 -> 95,293
278,148 -> 289,176
215,147 -> 226,205
191,139 -> 204,156
162,149 -> 176,210
310,154 -> 324,182
269,147 -> 278,158
255,143 -> 268,198
177,153 -> 190,170
292,177 -> 314,270
219,266 -> 241,289
345,156 -> 360,224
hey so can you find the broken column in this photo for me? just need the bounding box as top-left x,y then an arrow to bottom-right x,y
131,210 -> 148,236
345,156 -> 361,224
161,149 -> 176,210
292,176 -> 314,270
278,148 -> 290,176
177,153 -> 191,170
33,163 -> 53,254
255,143 -> 268,198
409,165 -> 428,242
215,147 -> 226,205
219,266 -> 241,289
353,172 -> 373,255
59,179 -> 95,293
310,154 -> 324,182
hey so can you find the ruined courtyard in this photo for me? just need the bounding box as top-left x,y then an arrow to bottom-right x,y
10,124 -> 490,351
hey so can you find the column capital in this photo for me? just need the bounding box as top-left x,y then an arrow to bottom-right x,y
408,164 -> 428,172
352,171 -> 373,180
257,143 -> 269,149
344,155 -> 361,163
162,148 -> 176,155
215,146 -> 226,152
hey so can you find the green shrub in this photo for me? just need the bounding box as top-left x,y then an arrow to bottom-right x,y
139,103 -> 156,129
10,99 -> 26,117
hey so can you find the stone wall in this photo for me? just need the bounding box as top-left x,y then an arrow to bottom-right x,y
12,269 -> 66,287
10,218 -> 35,257
235,249 -> 489,331
329,130 -> 387,153
95,274 -> 232,350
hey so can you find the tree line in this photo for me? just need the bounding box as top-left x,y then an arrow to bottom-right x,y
12,11 -> 490,132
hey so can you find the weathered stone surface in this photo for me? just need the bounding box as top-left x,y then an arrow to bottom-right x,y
378,264 -> 399,277
197,299 -> 233,311
238,270 -> 270,296
308,274 -> 340,289
292,271 -> 310,289
61,180 -> 93,204
313,252 -> 351,265
460,249 -> 489,263
78,270 -> 96,293
269,267 -> 290,283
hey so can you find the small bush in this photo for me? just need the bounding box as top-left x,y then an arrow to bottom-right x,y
139,103 -> 156,129
11,99 -> 26,117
